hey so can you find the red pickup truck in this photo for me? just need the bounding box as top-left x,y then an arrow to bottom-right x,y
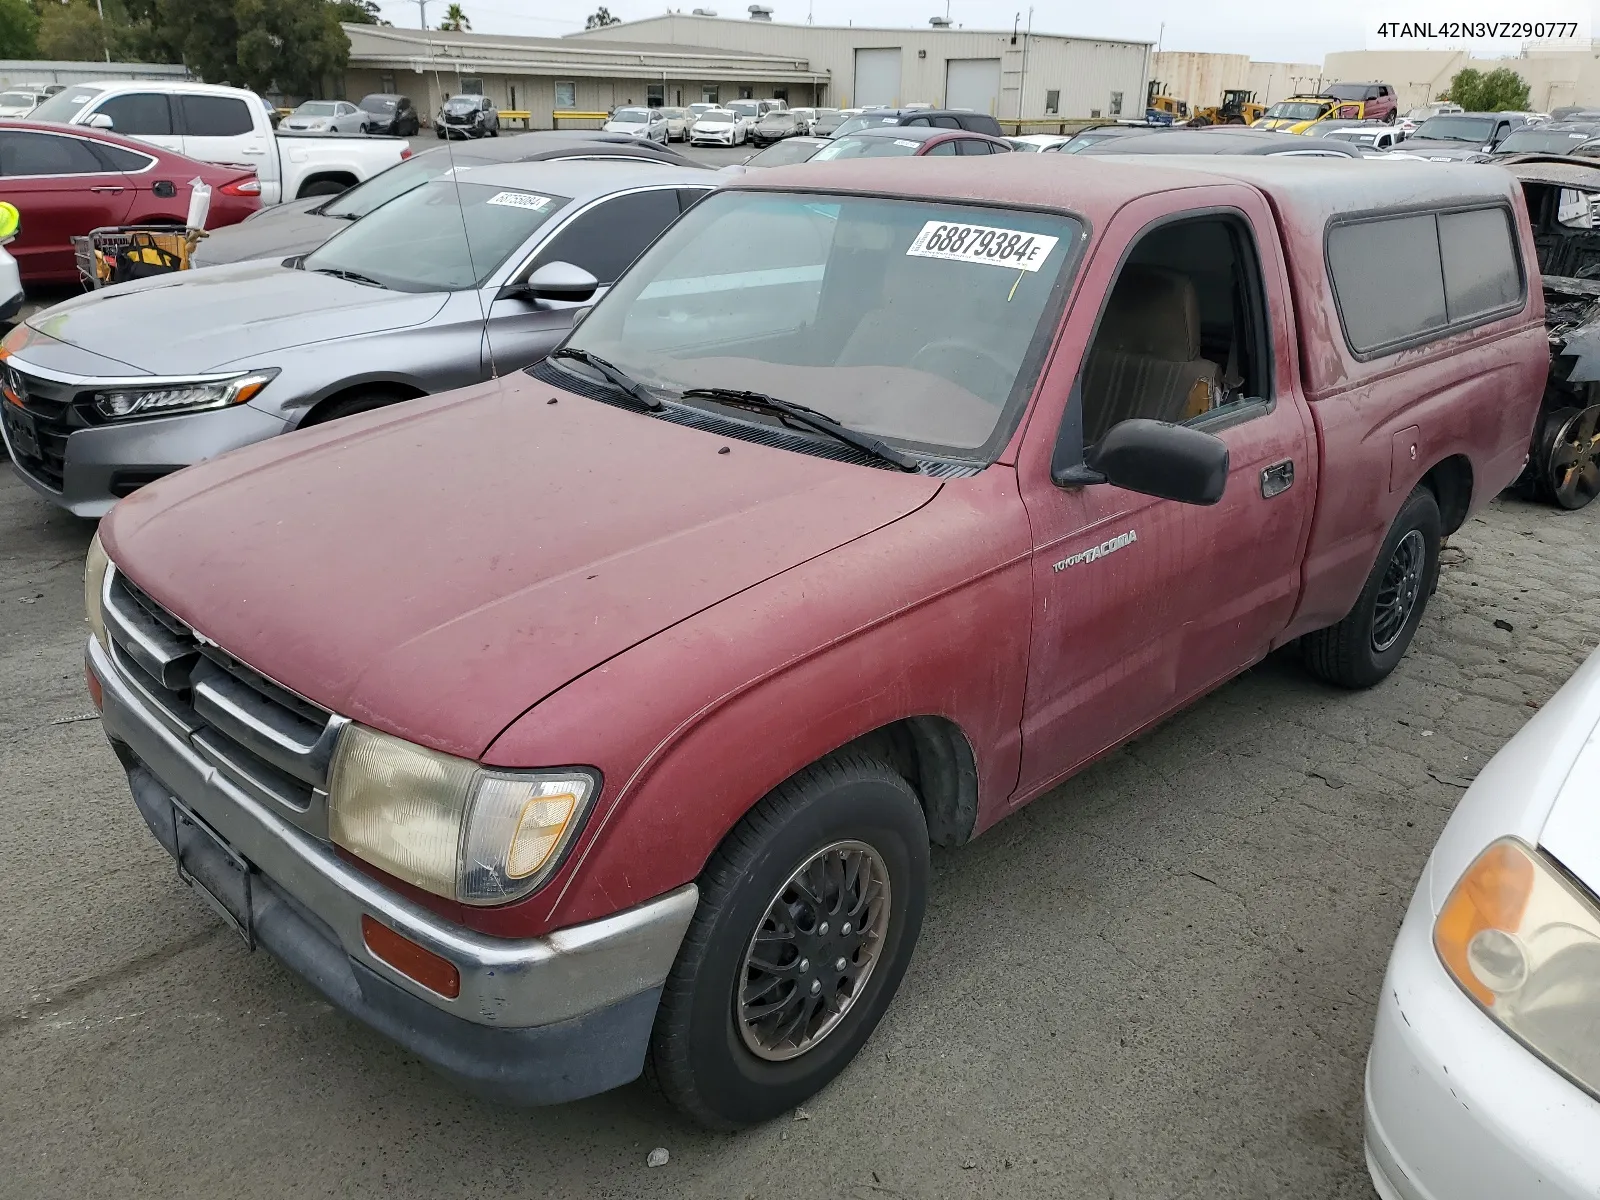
83,156 -> 1546,1126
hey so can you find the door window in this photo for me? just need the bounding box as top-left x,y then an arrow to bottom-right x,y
955,138 -> 992,154
532,189 -> 685,285
0,130 -> 106,175
1077,215 -> 1270,448
94,93 -> 173,136
179,94 -> 254,136
923,140 -> 957,155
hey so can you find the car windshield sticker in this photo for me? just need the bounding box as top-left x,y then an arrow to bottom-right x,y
894,138 -> 920,147
907,221 -> 1060,272
486,191 -> 553,211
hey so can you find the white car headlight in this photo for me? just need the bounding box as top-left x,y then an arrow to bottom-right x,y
1435,837 -> 1600,1099
327,723 -> 598,905
93,369 -> 278,421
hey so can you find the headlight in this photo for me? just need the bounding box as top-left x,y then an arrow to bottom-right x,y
327,723 -> 597,905
84,531 -> 110,649
93,369 -> 277,421
1435,837 -> 1600,1099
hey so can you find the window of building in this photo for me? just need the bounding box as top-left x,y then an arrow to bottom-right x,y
1326,206 -> 1523,357
739,85 -> 754,99
1077,216 -> 1270,448
1109,91 -> 1123,116
379,72 -> 395,93
647,83 -> 664,107
703,85 -> 720,103
555,80 -> 576,108
508,85 -> 517,109
1045,89 -> 1059,115
773,87 -> 787,101
1089,108 -> 1100,119
459,76 -> 483,96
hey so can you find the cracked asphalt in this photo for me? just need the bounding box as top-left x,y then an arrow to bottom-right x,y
2,456 -> 1597,1200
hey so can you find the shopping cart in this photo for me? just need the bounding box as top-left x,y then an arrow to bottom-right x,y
72,225 -> 207,289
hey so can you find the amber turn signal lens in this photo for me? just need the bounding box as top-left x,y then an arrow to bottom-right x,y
1434,839 -> 1536,1005
360,915 -> 461,999
85,660 -> 103,711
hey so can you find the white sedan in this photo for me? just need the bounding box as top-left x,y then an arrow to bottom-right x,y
1365,643 -> 1600,1200
689,108 -> 746,146
602,106 -> 669,143
281,100 -> 368,134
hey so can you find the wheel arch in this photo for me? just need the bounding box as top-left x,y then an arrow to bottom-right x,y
297,378 -> 428,427
296,171 -> 359,199
1419,453 -> 1473,536
832,716 -> 980,848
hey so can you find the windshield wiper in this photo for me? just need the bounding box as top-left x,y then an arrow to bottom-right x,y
548,348 -> 663,411
679,386 -> 920,472
311,266 -> 387,288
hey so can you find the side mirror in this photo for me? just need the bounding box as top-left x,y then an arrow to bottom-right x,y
1058,418 -> 1229,505
84,112 -> 115,130
503,260 -> 599,304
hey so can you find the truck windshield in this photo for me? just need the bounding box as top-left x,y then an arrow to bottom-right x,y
562,191 -> 1083,459
1415,115 -> 1495,142
1263,102 -> 1328,120
28,86 -> 102,123
303,178 -> 570,292
1494,128 -> 1596,154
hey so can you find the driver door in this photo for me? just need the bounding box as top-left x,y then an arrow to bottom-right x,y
482,186 -> 706,373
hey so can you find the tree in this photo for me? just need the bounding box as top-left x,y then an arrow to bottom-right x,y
586,6 -> 621,27
1444,67 -> 1532,113
438,2 -> 469,30
154,0 -> 350,95
38,0 -> 108,60
0,0 -> 38,58
332,0 -> 389,22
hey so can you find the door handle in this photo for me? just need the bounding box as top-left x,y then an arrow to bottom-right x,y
1260,460 -> 1295,498
89,185 -> 125,193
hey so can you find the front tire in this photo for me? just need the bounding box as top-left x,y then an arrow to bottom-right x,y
649,753 -> 929,1128
1302,485 -> 1441,688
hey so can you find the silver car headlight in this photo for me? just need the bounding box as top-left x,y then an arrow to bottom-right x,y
327,723 -> 599,906
93,369 -> 278,421
1435,837 -> 1600,1100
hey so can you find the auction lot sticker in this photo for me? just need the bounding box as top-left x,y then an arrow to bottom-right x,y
487,191 -> 553,210
907,221 -> 1059,272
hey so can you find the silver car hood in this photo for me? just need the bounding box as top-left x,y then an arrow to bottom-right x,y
190,201 -> 344,267
25,260 -> 449,376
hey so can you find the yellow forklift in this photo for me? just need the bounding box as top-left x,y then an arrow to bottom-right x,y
1144,80 -> 1189,125
1188,89 -> 1265,126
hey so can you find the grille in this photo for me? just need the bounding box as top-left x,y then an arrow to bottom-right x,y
102,570 -> 346,837
2,363 -> 80,491
527,360 -> 983,479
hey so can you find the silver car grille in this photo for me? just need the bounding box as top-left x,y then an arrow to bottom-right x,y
102,569 -> 347,838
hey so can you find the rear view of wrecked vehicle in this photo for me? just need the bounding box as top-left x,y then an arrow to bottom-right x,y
1507,159 -> 1600,509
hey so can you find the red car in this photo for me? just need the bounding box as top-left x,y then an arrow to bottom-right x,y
85,155 -> 1543,1126
0,120 -> 260,284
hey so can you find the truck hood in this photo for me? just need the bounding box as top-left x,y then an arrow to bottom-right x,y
190,199 -> 340,268
100,375 -> 943,759
25,259 -> 446,375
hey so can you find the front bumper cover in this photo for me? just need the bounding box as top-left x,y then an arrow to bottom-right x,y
90,635 -> 698,1103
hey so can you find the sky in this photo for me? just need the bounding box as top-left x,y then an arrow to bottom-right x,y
366,0 -> 1383,65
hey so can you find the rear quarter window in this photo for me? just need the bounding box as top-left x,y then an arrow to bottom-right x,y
180,95 -> 255,137
1326,205 -> 1523,358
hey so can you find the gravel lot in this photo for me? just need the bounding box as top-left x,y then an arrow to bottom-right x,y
4,140 -> 1600,1196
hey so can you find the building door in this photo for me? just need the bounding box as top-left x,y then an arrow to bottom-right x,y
853,47 -> 902,108
945,58 -> 1000,114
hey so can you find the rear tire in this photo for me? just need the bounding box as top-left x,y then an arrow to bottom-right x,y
649,753 -> 929,1129
1302,486 -> 1441,688
1531,403 -> 1600,510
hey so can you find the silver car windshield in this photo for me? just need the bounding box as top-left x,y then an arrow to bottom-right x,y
321,154 -> 466,220
564,191 -> 1082,459
811,135 -> 921,160
303,179 -> 570,292
830,114 -> 903,137
613,108 -> 651,122
296,102 -> 338,116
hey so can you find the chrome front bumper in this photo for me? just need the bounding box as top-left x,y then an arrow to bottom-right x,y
89,633 -> 698,1031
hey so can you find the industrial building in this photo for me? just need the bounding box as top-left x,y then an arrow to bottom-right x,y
341,23 -> 829,126
569,13 -> 1151,119
1150,52 -> 1323,112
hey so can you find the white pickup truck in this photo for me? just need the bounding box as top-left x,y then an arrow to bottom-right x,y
28,80 -> 410,205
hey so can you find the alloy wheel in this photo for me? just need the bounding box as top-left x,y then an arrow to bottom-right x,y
736,840 -> 891,1061
1372,528 -> 1425,652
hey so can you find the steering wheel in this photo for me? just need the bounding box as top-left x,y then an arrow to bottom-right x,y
908,338 -> 1016,399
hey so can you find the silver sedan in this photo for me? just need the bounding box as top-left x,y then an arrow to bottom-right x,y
0,160 -> 714,516
281,100 -> 369,134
